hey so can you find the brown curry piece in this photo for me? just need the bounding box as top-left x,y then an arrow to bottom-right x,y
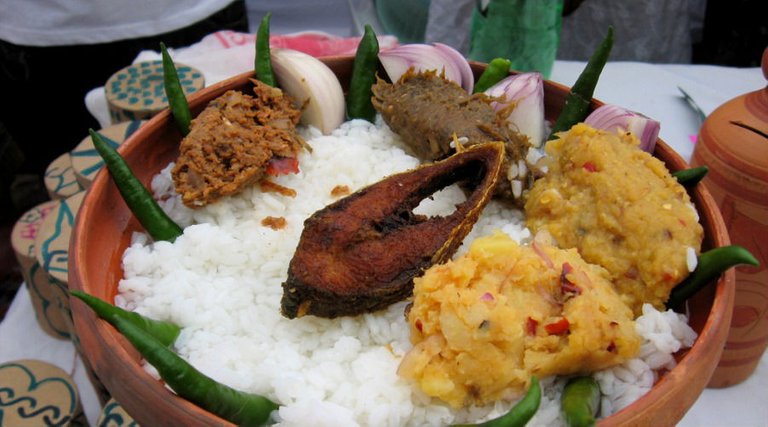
371,69 -> 530,201
172,80 -> 305,208
281,142 -> 506,319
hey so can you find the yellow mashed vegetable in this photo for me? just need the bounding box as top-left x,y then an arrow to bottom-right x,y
398,232 -> 640,408
525,124 -> 703,314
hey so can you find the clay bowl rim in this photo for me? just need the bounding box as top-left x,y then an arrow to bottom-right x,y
69,56 -> 734,426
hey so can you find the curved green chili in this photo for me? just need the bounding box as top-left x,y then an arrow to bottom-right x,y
90,129 -> 183,242
255,12 -> 276,87
548,27 -> 614,140
453,376 -> 541,427
667,245 -> 759,310
70,290 -> 180,347
473,58 -> 512,94
561,376 -> 601,427
346,24 -> 380,122
110,313 -> 278,426
672,166 -> 709,186
160,42 -> 192,136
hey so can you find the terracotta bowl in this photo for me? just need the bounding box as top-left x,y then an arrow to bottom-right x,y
69,57 -> 734,426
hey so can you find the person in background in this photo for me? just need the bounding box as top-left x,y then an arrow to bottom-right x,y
0,0 -> 248,218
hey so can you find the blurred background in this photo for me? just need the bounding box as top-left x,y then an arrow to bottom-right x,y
1,0 -> 766,315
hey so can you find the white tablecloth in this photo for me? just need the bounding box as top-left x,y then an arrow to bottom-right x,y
2,36 -> 766,426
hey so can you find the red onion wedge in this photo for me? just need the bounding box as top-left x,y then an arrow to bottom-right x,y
484,72 -> 546,148
378,43 -> 474,93
584,104 -> 661,152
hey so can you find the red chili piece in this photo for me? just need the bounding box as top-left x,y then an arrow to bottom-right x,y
545,317 -> 570,335
526,317 -> 539,336
582,161 -> 598,172
266,157 -> 300,176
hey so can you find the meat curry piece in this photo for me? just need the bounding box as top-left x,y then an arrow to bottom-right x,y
172,80 -> 305,208
371,69 -> 530,201
281,142 -> 505,319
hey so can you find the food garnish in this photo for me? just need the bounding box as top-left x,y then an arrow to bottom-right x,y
672,165 -> 709,186
71,290 -> 180,347
548,26 -> 614,140
281,142 -> 505,319
667,245 -> 759,310
560,376 -> 601,427
484,72 -> 546,147
171,81 -> 304,208
270,47 -> 345,134
584,104 -> 660,153
378,42 -> 474,93
453,377 -> 542,427
346,24 -> 380,122
160,42 -> 192,136
90,128 -> 183,242
82,297 -> 278,426
255,12 -> 277,87
473,57 -> 512,94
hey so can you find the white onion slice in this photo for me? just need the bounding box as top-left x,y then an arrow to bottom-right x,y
378,43 -> 474,93
585,104 -> 661,152
484,72 -> 545,147
270,48 -> 345,135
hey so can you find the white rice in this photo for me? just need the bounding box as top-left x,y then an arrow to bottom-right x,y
117,118 -> 697,426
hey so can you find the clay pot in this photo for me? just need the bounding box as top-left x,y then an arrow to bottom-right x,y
692,47 -> 768,387
69,57 -> 734,426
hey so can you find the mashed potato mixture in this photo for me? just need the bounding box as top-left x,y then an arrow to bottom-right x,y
399,232 -> 640,408
525,124 -> 703,314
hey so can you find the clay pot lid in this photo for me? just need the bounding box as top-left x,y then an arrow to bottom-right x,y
698,47 -> 768,177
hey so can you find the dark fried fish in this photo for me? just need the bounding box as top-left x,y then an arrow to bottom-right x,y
281,142 -> 506,319
172,80 -> 305,208
372,69 -> 530,201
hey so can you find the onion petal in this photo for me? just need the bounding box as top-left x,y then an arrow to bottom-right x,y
585,104 -> 661,152
484,72 -> 545,147
379,43 -> 473,92
270,48 -> 345,135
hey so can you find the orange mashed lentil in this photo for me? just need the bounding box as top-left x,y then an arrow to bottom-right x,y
525,124 -> 703,314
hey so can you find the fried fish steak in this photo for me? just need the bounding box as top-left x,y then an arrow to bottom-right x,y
172,79 -> 305,208
281,142 -> 506,319
371,69 -> 530,201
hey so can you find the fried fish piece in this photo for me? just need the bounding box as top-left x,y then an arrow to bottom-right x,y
172,80 -> 305,208
372,69 -> 530,201
281,142 -> 505,319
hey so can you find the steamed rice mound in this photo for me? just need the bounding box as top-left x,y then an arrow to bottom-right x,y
525,124 -> 703,315
399,231 -> 640,408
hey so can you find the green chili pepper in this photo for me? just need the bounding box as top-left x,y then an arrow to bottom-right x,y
548,27 -> 614,140
160,42 -> 192,136
672,166 -> 709,186
255,12 -> 276,87
108,311 -> 278,426
70,290 -> 180,347
473,58 -> 512,94
667,245 -> 759,310
90,129 -> 183,242
453,376 -> 541,427
561,376 -> 601,427
346,24 -> 380,122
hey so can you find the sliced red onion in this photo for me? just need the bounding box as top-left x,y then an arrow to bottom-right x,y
484,72 -> 545,147
433,43 -> 474,93
378,43 -> 474,92
584,104 -> 661,152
